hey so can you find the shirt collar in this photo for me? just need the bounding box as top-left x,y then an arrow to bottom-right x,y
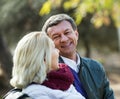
61,54 -> 80,72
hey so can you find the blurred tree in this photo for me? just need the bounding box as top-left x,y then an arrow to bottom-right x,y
0,33 -> 12,91
0,0 -> 44,93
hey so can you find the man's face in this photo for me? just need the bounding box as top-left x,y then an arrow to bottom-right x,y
47,20 -> 78,58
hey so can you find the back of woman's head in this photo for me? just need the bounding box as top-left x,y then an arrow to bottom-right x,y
10,31 -> 54,89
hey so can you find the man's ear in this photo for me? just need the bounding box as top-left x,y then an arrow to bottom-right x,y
75,30 -> 79,40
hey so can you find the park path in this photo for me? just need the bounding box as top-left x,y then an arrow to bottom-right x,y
111,84 -> 120,99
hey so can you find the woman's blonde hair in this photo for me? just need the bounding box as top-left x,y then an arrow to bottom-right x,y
10,31 -> 54,89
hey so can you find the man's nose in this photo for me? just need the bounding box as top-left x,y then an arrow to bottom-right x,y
60,35 -> 68,42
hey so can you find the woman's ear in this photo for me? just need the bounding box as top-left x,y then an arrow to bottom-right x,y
44,58 -> 46,63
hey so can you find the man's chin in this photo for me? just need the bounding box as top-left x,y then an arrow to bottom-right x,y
60,52 -> 71,57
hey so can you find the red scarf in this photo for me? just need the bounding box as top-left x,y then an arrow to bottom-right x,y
42,63 -> 74,91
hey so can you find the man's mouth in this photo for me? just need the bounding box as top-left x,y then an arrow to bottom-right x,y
61,42 -> 72,48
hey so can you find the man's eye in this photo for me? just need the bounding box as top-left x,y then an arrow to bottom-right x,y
53,36 -> 60,40
65,31 -> 71,35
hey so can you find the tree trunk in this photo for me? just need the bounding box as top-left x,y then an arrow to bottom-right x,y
0,33 -> 13,92
84,39 -> 91,57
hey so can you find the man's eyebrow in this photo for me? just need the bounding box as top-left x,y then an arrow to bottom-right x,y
64,28 -> 71,32
52,33 -> 60,37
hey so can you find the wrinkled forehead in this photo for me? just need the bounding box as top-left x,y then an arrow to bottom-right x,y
47,20 -> 73,35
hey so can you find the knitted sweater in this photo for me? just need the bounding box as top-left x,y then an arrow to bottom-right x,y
42,63 -> 74,90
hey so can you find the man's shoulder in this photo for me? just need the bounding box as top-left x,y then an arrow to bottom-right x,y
80,57 -> 104,70
81,57 -> 99,64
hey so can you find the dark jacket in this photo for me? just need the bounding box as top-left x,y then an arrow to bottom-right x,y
59,56 -> 115,99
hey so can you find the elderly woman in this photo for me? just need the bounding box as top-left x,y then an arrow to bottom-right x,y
7,31 -> 85,99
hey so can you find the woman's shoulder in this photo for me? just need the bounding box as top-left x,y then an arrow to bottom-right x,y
23,84 -> 85,99
23,84 -> 50,93
22,84 -> 53,99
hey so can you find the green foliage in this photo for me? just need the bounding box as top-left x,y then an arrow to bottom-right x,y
40,0 -> 120,28
39,0 -> 52,15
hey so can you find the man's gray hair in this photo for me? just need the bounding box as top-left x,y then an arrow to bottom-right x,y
42,14 -> 77,33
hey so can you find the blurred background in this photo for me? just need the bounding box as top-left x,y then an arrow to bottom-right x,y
0,0 -> 120,98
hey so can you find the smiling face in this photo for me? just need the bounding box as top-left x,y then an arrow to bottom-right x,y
47,20 -> 78,59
